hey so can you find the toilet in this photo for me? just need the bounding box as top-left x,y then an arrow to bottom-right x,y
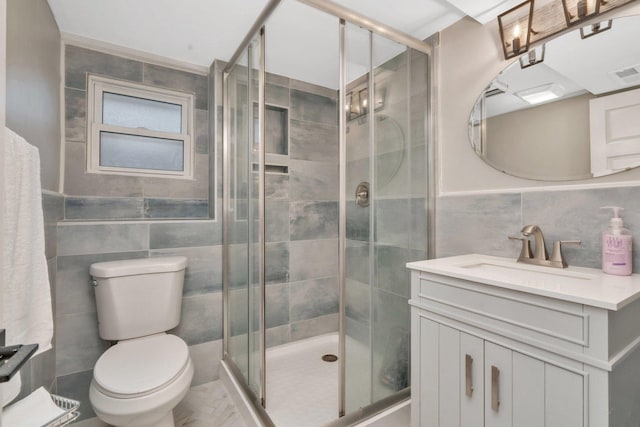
88,256 -> 193,427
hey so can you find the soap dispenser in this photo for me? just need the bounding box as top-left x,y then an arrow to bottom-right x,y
601,206 -> 632,276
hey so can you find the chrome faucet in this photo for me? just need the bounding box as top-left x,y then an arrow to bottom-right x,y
509,224 -> 581,268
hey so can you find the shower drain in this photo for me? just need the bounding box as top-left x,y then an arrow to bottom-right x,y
322,354 -> 338,362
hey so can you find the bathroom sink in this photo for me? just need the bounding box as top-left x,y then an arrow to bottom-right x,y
406,254 -> 640,310
456,258 -> 595,285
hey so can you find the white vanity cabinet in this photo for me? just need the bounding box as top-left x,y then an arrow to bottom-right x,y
408,254 -> 640,427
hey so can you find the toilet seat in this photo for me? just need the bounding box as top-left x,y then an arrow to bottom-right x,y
93,334 -> 189,399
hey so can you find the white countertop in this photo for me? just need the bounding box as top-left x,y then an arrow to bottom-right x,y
407,254 -> 640,311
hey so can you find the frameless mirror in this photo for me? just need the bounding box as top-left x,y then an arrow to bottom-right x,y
469,14 -> 640,181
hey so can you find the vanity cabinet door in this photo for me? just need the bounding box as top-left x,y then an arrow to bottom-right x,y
460,333 -> 484,427
484,342 -> 512,427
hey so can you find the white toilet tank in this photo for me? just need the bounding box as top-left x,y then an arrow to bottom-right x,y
90,256 -> 188,341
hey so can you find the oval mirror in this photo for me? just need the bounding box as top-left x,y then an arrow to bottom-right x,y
469,14 -> 640,181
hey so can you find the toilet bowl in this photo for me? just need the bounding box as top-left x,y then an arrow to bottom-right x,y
88,256 -> 192,427
89,334 -> 194,427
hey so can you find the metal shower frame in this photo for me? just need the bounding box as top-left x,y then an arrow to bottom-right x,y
222,0 -> 436,425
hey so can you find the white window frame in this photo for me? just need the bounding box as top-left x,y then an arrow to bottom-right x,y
86,74 -> 195,179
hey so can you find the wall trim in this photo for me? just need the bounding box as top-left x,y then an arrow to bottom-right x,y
61,32 -> 210,76
438,179 -> 640,198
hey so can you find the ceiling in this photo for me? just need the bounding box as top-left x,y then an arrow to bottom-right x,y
46,0 -> 516,88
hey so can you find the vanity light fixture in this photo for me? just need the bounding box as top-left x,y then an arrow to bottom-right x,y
561,0 -> 600,26
580,19 -> 612,39
498,0 -> 534,60
516,83 -> 566,104
519,44 -> 545,69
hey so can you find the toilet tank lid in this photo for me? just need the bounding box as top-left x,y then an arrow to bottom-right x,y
90,256 -> 188,278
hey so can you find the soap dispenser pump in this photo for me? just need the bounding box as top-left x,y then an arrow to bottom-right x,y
601,206 -> 632,276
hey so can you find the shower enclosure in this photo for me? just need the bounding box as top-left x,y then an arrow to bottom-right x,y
222,1 -> 432,425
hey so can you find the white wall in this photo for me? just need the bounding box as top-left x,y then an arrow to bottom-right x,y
6,0 -> 61,191
438,3 -> 640,195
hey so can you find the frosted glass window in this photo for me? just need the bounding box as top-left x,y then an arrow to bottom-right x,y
100,132 -> 184,171
102,92 -> 182,133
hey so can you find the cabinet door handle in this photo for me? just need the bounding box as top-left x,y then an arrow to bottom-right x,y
491,365 -> 500,412
465,354 -> 473,397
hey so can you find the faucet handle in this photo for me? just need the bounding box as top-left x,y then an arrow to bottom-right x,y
508,235 -> 533,260
550,240 -> 582,268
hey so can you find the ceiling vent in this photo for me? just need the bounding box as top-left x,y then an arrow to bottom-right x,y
610,65 -> 640,85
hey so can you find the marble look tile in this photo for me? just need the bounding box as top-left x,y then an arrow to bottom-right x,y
174,380 -> 247,427
375,198 -> 409,247
290,79 -> 337,100
65,87 -> 86,142
196,108 -> 210,154
375,150 -> 409,200
375,245 -> 410,298
410,92 -> 428,148
65,197 -> 144,220
346,240 -> 370,283
144,198 -> 209,219
58,223 -> 149,256
265,201 -> 289,242
266,83 -> 290,107
55,311 -> 108,376
290,89 -> 337,126
346,203 -> 370,242
42,192 -> 64,259
289,159 -> 339,201
71,417 -> 109,427
289,119 -> 338,162
150,220 -> 221,249
57,369 -> 97,422
346,158 -> 369,198
189,340 -> 223,386
30,350 -> 55,392
346,317 -> 370,346
65,45 -> 143,90
151,246 -> 222,295
522,186 -> 640,270
266,324 -> 291,348
436,193 -> 522,258
291,313 -> 339,342
290,277 -> 339,322
226,243 -> 248,289
56,251 -> 148,316
64,142 -> 144,197
143,63 -> 208,110
141,152 -> 210,199
289,239 -> 338,282
410,197 -> 428,252
346,278 -> 370,324
266,173 -> 289,200
171,292 -> 222,345
290,201 -> 338,241
266,241 -> 290,284
266,283 -> 290,328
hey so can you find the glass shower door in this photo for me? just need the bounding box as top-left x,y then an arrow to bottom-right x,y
224,34 -> 263,401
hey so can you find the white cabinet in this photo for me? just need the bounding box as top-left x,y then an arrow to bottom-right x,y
413,316 -> 583,427
408,256 -> 640,427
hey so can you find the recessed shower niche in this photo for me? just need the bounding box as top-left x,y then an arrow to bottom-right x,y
254,103 -> 289,173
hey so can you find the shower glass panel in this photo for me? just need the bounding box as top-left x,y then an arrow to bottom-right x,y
226,50 -> 251,386
344,22 -> 373,414
371,34 -> 411,403
223,1 -> 431,424
247,34 -> 262,399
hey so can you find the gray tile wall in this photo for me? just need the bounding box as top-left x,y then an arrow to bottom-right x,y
55,220 -> 223,422
221,66 -> 342,349
436,186 -> 640,272
63,45 -> 211,219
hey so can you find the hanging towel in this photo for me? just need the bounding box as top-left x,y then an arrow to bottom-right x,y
0,128 -> 53,407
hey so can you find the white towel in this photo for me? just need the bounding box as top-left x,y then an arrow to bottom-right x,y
3,387 -> 67,427
0,128 -> 53,407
